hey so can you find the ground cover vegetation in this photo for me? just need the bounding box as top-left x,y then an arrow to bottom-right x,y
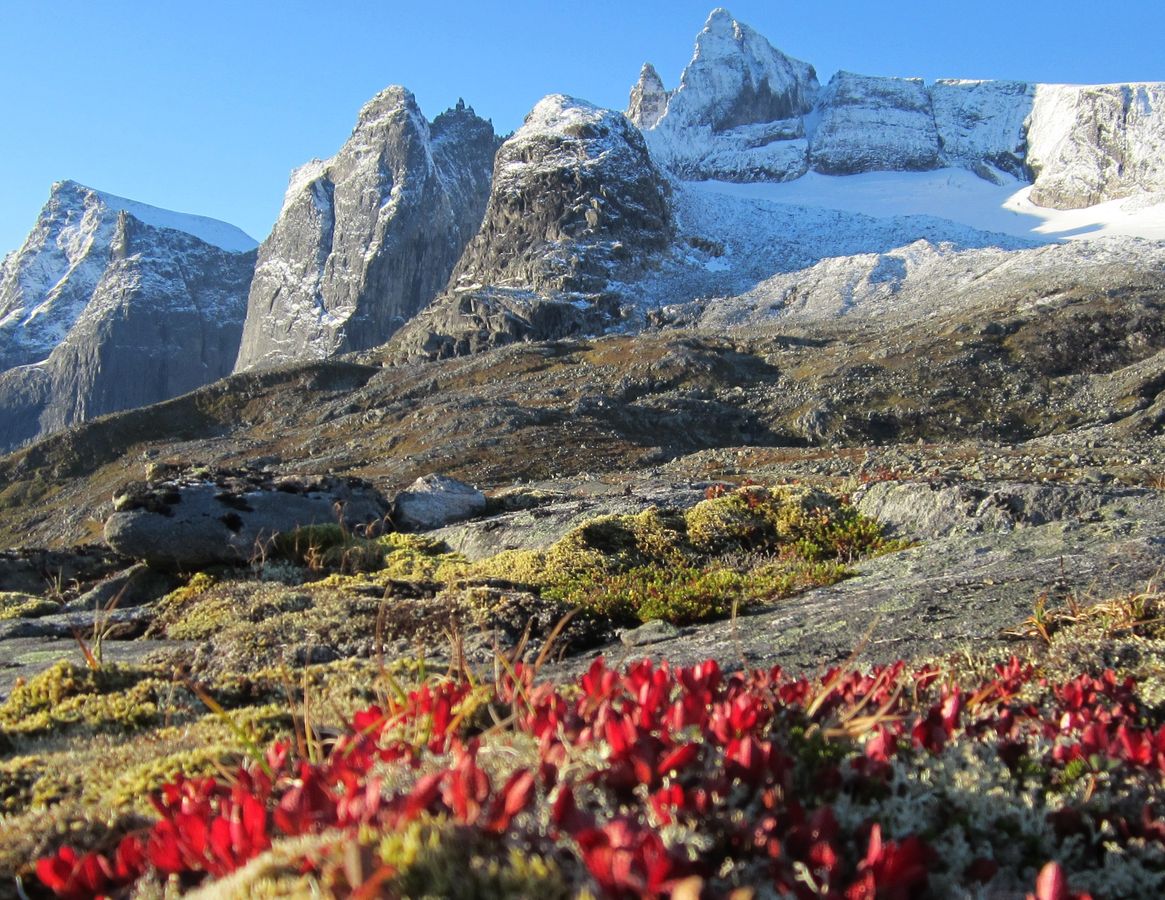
1,483 -> 1163,897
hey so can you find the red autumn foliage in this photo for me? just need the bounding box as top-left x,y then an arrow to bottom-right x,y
34,654 -> 1156,898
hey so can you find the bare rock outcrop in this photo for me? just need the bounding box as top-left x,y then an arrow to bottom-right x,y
389,94 -> 672,361
234,90 -> 496,371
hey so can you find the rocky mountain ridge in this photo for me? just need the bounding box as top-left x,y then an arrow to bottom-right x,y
0,182 -> 255,451
633,8 -> 1165,209
2,6 -> 1164,449
386,95 -> 672,361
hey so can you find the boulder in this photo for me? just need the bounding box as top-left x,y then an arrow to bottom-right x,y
391,474 -> 486,531
62,563 -> 180,612
104,469 -> 389,569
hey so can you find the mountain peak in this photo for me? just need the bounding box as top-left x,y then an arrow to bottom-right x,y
47,179 -> 257,253
627,63 -> 668,130
656,9 -> 818,133
703,7 -> 735,35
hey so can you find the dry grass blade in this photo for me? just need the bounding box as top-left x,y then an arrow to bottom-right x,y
186,679 -> 274,778
531,607 -> 579,675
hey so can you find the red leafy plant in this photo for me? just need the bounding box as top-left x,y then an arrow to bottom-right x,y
38,653 -> 1165,898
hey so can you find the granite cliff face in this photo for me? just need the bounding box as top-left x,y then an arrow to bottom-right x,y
809,73 -> 940,175
234,89 -> 495,371
1027,83 -> 1165,208
389,94 -> 672,360
637,8 -> 818,182
630,9 -> 1165,208
0,182 -> 255,451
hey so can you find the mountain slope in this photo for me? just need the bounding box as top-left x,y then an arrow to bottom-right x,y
0,182 -> 256,451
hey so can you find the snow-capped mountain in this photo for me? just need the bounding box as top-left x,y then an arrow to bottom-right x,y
3,6 -> 1165,454
0,181 -> 256,451
233,90 -> 496,372
633,8 -> 1165,210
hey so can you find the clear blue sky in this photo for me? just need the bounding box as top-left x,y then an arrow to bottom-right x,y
3,0 -> 1163,255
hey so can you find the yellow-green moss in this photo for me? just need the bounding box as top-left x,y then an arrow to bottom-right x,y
0,661 -> 163,735
544,559 -> 850,625
684,484 -> 836,553
103,746 -> 245,810
157,570 -> 217,611
378,532 -> 469,581
0,591 -> 59,620
0,755 -> 48,814
376,816 -> 575,900
0,662 -> 165,738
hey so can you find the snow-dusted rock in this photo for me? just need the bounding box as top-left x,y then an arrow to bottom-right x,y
1027,83 -> 1165,209
389,95 -> 671,360
234,89 -> 495,371
810,72 -> 940,175
629,11 -> 1165,205
659,8 -> 818,131
636,8 -> 817,183
930,79 -> 1033,178
391,474 -> 486,531
0,182 -> 256,451
626,63 -> 669,130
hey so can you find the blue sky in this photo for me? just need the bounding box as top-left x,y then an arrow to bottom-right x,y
2,0 -> 1163,255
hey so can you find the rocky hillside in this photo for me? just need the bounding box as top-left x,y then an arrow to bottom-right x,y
0,182 -> 256,452
633,8 -> 1165,207
233,90 -> 496,371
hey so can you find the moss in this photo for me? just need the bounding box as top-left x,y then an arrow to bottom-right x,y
0,661 -> 165,738
160,582 -> 313,642
103,746 -> 245,810
684,484 -> 840,554
378,532 -> 469,582
155,570 -> 217,613
459,486 -> 901,627
154,579 -> 390,672
0,755 -> 48,814
376,816 -> 576,900
545,559 -> 850,625
0,591 -> 59,619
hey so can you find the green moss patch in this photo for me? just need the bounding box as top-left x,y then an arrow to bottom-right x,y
0,591 -> 59,620
469,484 -> 901,625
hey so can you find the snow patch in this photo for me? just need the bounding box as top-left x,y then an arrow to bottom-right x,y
79,183 -> 257,252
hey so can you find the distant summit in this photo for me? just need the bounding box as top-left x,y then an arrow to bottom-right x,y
233,88 -> 496,372
629,7 -> 1165,207
0,181 -> 254,450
